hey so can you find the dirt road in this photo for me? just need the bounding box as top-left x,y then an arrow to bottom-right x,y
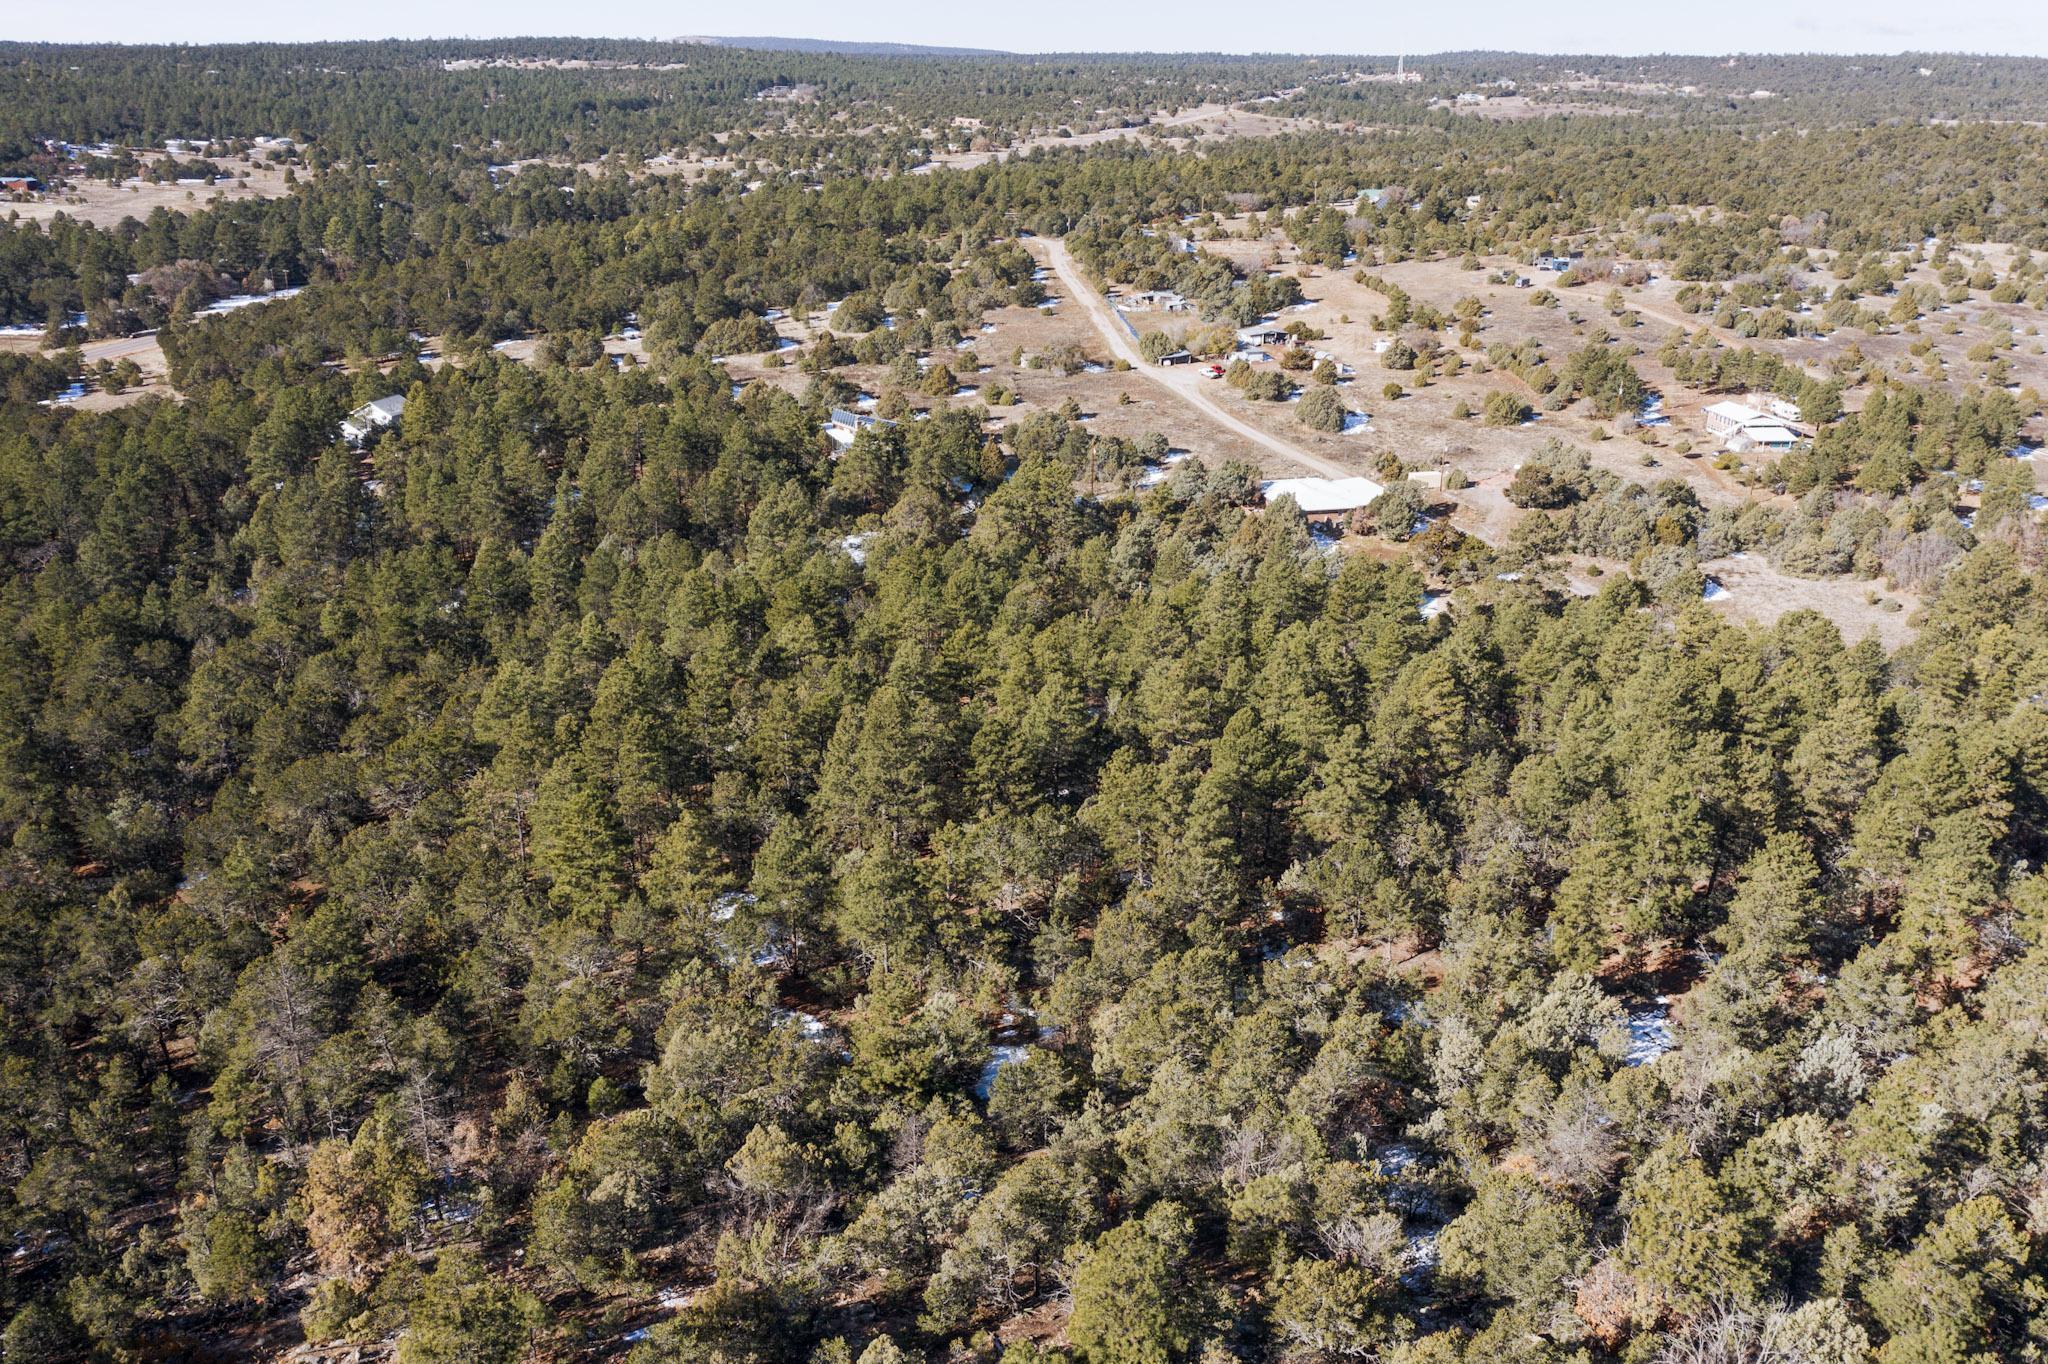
1030,237 -> 1357,481
79,334 -> 164,365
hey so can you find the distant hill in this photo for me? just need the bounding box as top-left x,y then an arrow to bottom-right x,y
678,34 -> 1012,57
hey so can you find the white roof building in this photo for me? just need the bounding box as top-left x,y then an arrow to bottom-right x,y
1704,399 -> 1806,450
342,395 -> 406,444
1260,476 -> 1386,522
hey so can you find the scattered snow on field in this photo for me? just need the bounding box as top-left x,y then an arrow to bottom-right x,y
1702,578 -> 1732,602
838,533 -> 873,565
1137,450 -> 1193,488
1341,412 -> 1372,434
40,382 -> 88,406
1081,361 -> 1107,373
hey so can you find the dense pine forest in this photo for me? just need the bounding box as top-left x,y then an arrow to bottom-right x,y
1,37 -> 2045,1364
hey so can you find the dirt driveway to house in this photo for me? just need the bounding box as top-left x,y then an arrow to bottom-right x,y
1031,237 -> 1360,483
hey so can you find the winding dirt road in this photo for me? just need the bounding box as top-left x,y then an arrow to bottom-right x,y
1029,237 -> 1358,482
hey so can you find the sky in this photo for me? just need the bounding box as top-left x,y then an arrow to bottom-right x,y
11,0 -> 2048,56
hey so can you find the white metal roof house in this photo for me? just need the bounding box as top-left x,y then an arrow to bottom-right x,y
342,395 -> 406,444
1704,399 -> 1806,450
1703,400 -> 1764,435
1259,476 -> 1386,526
1725,423 -> 1802,452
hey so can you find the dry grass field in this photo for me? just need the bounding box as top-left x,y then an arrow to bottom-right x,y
7,155 -> 296,229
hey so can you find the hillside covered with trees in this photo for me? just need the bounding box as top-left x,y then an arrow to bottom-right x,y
0,37 -> 2044,1364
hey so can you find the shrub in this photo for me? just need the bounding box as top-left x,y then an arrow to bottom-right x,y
1244,370 -> 1293,401
1298,386 -> 1350,432
1368,481 -> 1430,541
1506,465 -> 1578,509
1483,390 -> 1533,426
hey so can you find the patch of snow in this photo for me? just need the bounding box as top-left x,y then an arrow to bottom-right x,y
1623,999 -> 1674,1066
1401,1229 -> 1441,1290
194,287 -> 302,318
1702,578 -> 1732,602
710,890 -> 755,923
974,1044 -> 1030,1101
1340,411 -> 1372,435
838,532 -> 874,565
1377,1142 -> 1421,1176
1419,591 -> 1451,620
